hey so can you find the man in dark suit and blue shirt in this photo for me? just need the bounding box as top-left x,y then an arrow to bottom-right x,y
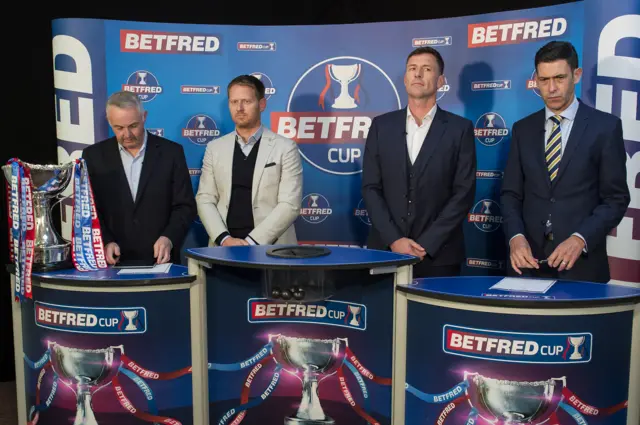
501,41 -> 630,283
82,91 -> 197,265
361,47 -> 477,277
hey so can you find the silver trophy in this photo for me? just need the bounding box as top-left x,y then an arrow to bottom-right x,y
49,342 -> 123,425
465,372 -> 566,424
3,161 -> 74,271
270,334 -> 348,425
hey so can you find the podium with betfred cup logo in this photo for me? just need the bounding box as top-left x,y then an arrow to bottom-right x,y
184,245 -> 418,425
391,276 -> 640,425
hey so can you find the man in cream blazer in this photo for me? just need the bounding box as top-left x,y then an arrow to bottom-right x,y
196,74 -> 303,246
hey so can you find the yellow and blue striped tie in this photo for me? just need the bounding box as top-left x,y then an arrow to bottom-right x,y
545,115 -> 563,182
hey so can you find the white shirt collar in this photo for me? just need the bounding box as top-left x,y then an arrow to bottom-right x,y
407,103 -> 438,123
545,95 -> 579,122
118,130 -> 148,155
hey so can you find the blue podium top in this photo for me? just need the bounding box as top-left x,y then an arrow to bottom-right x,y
185,245 -> 418,270
28,264 -> 195,287
397,276 -> 640,308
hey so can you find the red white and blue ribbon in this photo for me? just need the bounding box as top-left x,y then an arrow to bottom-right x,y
71,158 -> 107,271
6,159 -> 35,302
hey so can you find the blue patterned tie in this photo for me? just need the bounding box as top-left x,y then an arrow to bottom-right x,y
545,115 -> 563,182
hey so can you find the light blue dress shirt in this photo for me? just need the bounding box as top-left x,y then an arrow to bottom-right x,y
119,130 -> 148,200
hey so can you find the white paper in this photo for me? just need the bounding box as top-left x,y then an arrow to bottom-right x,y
117,263 -> 172,275
489,277 -> 556,293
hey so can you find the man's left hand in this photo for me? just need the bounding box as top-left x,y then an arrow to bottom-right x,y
154,236 -> 172,264
547,235 -> 585,271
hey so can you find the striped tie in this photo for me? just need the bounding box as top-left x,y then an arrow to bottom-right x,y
545,115 -> 563,182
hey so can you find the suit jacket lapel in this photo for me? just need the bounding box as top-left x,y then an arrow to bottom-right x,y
414,106 -> 447,175
553,102 -> 589,187
252,131 -> 276,204
531,110 -> 551,188
220,135 -> 236,207
134,134 -> 159,207
107,138 -> 135,210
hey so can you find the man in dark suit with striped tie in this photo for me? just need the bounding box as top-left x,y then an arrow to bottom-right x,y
500,41 -> 630,283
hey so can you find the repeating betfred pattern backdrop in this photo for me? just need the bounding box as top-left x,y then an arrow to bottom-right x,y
52,0 -> 639,285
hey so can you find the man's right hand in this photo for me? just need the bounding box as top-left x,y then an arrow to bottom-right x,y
390,237 -> 426,259
509,235 -> 539,274
105,242 -> 120,265
222,237 -> 249,247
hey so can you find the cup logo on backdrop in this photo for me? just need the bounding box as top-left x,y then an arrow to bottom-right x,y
250,72 -> 276,100
412,36 -> 452,47
122,70 -> 163,102
468,199 -> 503,232
182,114 -> 221,146
527,69 -> 541,97
271,56 -> 401,175
474,112 -> 509,146
300,193 -> 332,224
353,198 -> 371,225
147,128 -> 164,137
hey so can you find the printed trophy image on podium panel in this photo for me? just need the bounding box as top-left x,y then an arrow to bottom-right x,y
3,161 -> 74,271
270,334 -> 348,425
465,372 -> 566,424
48,342 -> 123,425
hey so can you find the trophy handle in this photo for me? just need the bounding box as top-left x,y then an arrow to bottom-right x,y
50,193 -> 70,209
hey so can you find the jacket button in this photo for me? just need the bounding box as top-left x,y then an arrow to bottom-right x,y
550,198 -> 556,203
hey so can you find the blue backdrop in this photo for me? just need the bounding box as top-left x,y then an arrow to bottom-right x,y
51,0 -> 638,284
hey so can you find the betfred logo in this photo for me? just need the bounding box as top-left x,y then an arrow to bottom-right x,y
120,30 -> 221,53
412,36 -> 452,47
237,42 -> 276,51
122,70 -> 162,102
248,298 -> 366,330
527,69 -> 542,97
474,112 -> 509,146
468,199 -> 503,232
468,17 -> 567,48
443,325 -> 592,364
476,170 -> 503,179
300,193 -> 332,224
471,80 -> 511,91
181,85 -> 220,94
467,258 -> 504,269
354,198 -> 370,225
147,128 -> 164,137
250,72 -> 276,100
35,302 -> 146,335
182,114 -> 220,146
271,56 -> 401,175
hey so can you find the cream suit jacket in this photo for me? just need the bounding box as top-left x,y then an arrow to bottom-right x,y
196,127 -> 303,246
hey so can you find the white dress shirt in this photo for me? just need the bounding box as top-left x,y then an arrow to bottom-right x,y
406,104 -> 437,164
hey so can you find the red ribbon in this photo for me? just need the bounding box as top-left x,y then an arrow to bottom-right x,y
562,388 -> 628,416
121,355 -> 192,380
318,64 -> 332,110
112,375 -> 182,425
229,356 -> 273,425
345,347 -> 392,385
337,366 -> 381,425
434,395 -> 469,425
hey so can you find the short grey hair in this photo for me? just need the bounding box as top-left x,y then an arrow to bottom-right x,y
106,91 -> 144,114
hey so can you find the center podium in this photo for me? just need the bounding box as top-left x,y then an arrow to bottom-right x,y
185,245 -> 417,425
